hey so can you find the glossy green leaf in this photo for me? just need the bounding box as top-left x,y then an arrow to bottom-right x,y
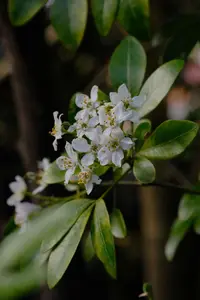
43,161 -> 65,184
110,208 -> 127,238
91,0 -> 118,36
47,205 -> 93,288
92,199 -> 116,278
82,230 -> 95,262
134,119 -> 151,151
41,199 -> 93,253
109,36 -> 146,95
50,0 -> 88,50
8,0 -> 46,26
133,156 -> 155,183
138,60 -> 184,117
165,218 -> 193,261
138,120 -> 199,160
117,0 -> 150,40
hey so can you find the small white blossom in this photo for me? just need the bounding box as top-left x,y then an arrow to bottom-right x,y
75,85 -> 100,116
50,111 -> 63,151
98,127 -> 133,167
56,142 -> 79,184
32,158 -> 50,195
77,167 -> 101,195
110,84 -> 146,123
14,202 -> 41,232
7,176 -> 27,206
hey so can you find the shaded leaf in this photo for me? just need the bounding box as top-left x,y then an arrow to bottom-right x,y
50,0 -> 88,50
8,0 -> 46,26
3,216 -> 17,237
92,199 -> 116,278
133,156 -> 155,183
47,205 -> 93,288
113,163 -> 130,181
134,119 -> 151,151
91,0 -> 118,36
82,230 -> 95,262
138,120 -> 198,160
109,36 -> 146,95
110,208 -> 127,238
138,60 -> 184,117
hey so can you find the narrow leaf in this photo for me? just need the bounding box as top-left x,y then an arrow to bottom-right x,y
138,120 -> 199,160
109,36 -> 146,95
47,205 -> 93,288
133,156 -> 155,183
92,199 -> 116,278
82,230 -> 95,262
50,0 -> 88,50
110,208 -> 127,238
138,60 -> 184,117
91,0 -> 118,36
8,0 -> 46,26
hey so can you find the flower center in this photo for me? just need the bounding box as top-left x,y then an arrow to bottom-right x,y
123,97 -> 131,109
62,157 -> 74,169
50,127 -> 57,136
108,139 -> 119,151
78,171 -> 91,184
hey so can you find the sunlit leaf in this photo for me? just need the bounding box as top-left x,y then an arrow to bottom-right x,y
43,161 -> 65,184
109,36 -> 146,95
92,199 -> 116,278
138,120 -> 199,160
138,60 -> 184,117
110,208 -> 127,238
133,156 -> 155,183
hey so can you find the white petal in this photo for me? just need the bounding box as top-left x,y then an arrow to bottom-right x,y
68,124 -> 76,133
65,184 -> 78,192
112,149 -> 124,167
130,111 -> 140,123
118,84 -> 130,99
110,92 -> 121,105
88,116 -> 99,127
98,106 -> 106,125
97,147 -> 111,165
85,181 -> 93,195
53,111 -> 58,123
72,138 -> 91,153
111,127 -> 124,140
75,109 -> 89,122
65,168 -> 75,184
65,142 -> 78,160
81,153 -> 95,167
53,111 -> 63,126
120,137 -> 133,150
75,94 -> 85,108
131,96 -> 146,108
90,85 -> 98,102
92,174 -> 102,185
32,184 -> 47,195
56,156 -> 68,170
16,176 -> 27,191
53,138 -> 58,151
7,194 -> 22,206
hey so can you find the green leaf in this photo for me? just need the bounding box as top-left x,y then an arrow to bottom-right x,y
92,199 -> 116,278
8,0 -> 46,26
93,163 -> 110,176
194,217 -> 200,234
117,0 -> 150,41
178,193 -> 200,221
165,218 -> 193,261
82,230 -> 95,262
138,60 -> 184,117
134,119 -> 151,151
43,161 -> 65,184
113,163 -> 130,181
109,36 -> 146,95
3,216 -> 17,237
138,120 -> 199,160
47,205 -> 93,288
50,0 -> 88,51
110,208 -> 127,238
91,0 -> 118,36
41,199 -> 93,253
133,156 -> 155,183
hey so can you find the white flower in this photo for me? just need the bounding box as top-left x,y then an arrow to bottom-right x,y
50,111 -> 63,151
7,176 -> 27,206
75,85 -> 100,116
14,202 -> 41,232
68,109 -> 99,138
97,127 -> 134,167
77,168 -> 101,195
32,158 -> 50,195
98,103 -> 118,128
110,84 -> 146,123
56,142 -> 79,184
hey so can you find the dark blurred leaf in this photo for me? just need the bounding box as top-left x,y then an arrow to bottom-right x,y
117,0 -> 150,40
134,119 -> 151,151
178,193 -> 200,221
138,60 -> 184,117
133,156 -> 155,183
91,0 -> 119,36
92,199 -> 116,278
82,230 -> 95,262
139,120 -> 199,160
3,216 -> 17,237
8,0 -> 46,25
50,0 -> 88,50
47,205 -> 94,288
113,163 -> 130,181
110,208 -> 127,238
109,36 -> 146,95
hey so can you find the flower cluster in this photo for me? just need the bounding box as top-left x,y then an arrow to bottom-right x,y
51,84 -> 146,194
